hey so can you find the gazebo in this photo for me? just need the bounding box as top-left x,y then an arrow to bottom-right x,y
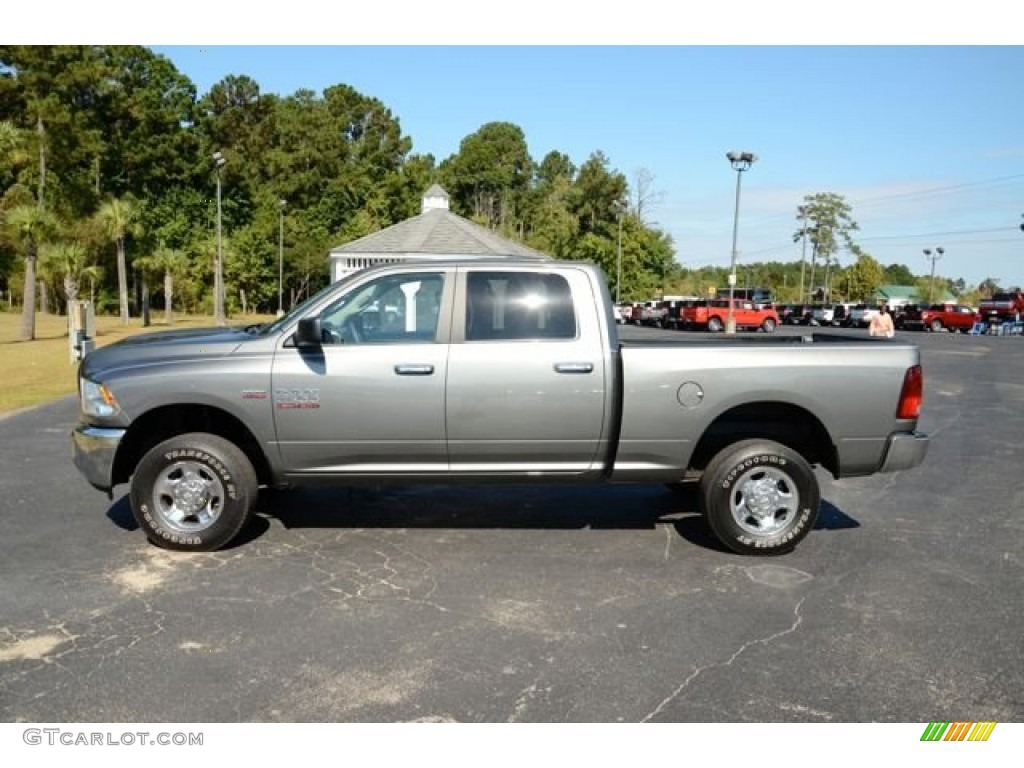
328,185 -> 549,283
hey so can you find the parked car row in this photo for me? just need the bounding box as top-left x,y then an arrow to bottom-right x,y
897,303 -> 981,333
620,295 -> 1013,335
618,299 -> 779,333
776,303 -> 875,328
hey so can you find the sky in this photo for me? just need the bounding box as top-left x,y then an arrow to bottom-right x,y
21,3 -> 1024,287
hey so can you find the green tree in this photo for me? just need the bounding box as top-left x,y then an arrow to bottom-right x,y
794,193 -> 859,300
96,196 -> 143,323
527,174 -> 578,258
441,122 -> 533,232
38,241 -> 102,312
844,253 -> 885,302
224,227 -> 275,314
0,46 -> 107,217
572,151 -> 627,238
0,119 -> 29,192
94,46 -> 198,201
883,262 -> 917,285
3,203 -> 58,339
148,246 -> 189,323
977,278 -> 1000,299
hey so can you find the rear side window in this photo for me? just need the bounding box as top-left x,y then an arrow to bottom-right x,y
465,272 -> 577,341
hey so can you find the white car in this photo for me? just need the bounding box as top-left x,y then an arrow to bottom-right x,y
812,305 -> 835,325
613,305 -> 624,324
849,304 -> 880,328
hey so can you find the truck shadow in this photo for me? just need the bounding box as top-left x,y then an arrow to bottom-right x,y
271,484 -> 856,552
105,486 -> 858,554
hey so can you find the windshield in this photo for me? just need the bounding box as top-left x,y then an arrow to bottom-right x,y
257,281 -> 340,337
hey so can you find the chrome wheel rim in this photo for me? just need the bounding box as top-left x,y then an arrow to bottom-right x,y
730,466 -> 800,537
151,461 -> 225,533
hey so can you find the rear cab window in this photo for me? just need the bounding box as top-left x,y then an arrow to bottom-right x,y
465,272 -> 578,341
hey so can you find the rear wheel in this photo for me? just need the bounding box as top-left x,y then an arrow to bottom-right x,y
698,439 -> 820,556
707,316 -> 724,333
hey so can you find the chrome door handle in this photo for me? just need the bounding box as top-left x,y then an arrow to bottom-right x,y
553,362 -> 594,374
394,364 -> 435,376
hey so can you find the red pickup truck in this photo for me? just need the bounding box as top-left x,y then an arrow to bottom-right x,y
903,303 -> 980,333
978,290 -> 1024,325
679,299 -> 779,332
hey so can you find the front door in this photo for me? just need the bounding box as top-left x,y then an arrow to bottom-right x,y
271,269 -> 452,477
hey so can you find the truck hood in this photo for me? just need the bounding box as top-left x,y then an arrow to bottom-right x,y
80,325 -> 254,380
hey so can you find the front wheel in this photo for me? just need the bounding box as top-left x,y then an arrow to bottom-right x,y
698,439 -> 820,556
930,319 -> 943,333
761,317 -> 777,333
706,316 -> 724,333
129,433 -> 258,551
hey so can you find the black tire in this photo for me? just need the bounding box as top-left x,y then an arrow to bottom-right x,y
761,317 -> 777,333
129,432 -> 258,552
707,316 -> 724,333
698,439 -> 820,556
930,319 -> 943,333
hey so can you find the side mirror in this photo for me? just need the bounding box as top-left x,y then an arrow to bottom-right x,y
294,317 -> 322,348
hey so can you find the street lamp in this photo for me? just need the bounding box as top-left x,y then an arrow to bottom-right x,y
277,199 -> 286,317
726,151 -> 757,333
212,151 -> 226,326
796,205 -> 809,304
615,199 -> 626,304
923,247 -> 944,304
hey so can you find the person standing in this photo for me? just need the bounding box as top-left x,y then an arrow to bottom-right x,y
869,305 -> 895,338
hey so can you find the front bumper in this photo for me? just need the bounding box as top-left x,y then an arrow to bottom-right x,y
71,424 -> 126,493
878,431 -> 929,473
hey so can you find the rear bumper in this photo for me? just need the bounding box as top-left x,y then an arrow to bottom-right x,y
878,431 -> 929,473
71,424 -> 126,492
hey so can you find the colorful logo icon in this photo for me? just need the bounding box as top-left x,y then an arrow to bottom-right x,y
921,722 -> 997,742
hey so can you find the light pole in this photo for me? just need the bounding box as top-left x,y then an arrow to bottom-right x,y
726,151 -> 757,333
797,205 -> 809,304
615,201 -> 625,304
213,151 -> 226,326
923,247 -> 944,304
277,199 -> 286,317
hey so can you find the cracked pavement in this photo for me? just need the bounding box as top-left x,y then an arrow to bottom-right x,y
0,326 -> 1021,722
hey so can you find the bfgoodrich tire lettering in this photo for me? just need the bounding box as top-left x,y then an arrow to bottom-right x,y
698,439 -> 820,556
130,433 -> 258,552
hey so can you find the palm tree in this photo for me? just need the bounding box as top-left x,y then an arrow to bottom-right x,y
3,205 -> 59,340
39,242 -> 103,315
96,197 -> 143,324
155,247 -> 189,324
135,246 -> 190,325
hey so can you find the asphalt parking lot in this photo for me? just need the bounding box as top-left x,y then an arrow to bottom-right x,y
1,324 -> 1021,723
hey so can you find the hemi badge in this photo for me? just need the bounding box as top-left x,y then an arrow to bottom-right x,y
242,390 -> 268,400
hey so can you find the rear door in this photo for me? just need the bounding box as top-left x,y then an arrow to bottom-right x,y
445,267 -> 608,475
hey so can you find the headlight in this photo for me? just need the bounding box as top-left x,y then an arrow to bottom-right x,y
80,379 -> 120,420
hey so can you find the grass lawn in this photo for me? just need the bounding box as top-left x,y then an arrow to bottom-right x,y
0,310 -> 276,416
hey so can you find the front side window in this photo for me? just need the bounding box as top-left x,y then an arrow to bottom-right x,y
465,272 -> 577,341
319,272 -> 444,345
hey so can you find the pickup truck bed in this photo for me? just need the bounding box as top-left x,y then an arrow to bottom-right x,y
72,260 -> 928,556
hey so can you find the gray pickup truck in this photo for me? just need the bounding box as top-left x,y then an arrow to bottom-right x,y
72,260 -> 928,555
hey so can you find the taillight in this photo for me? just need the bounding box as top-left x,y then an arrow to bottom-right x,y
897,364 -> 923,419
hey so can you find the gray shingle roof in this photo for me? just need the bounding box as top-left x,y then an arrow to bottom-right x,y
329,208 -> 549,259
423,183 -> 449,199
